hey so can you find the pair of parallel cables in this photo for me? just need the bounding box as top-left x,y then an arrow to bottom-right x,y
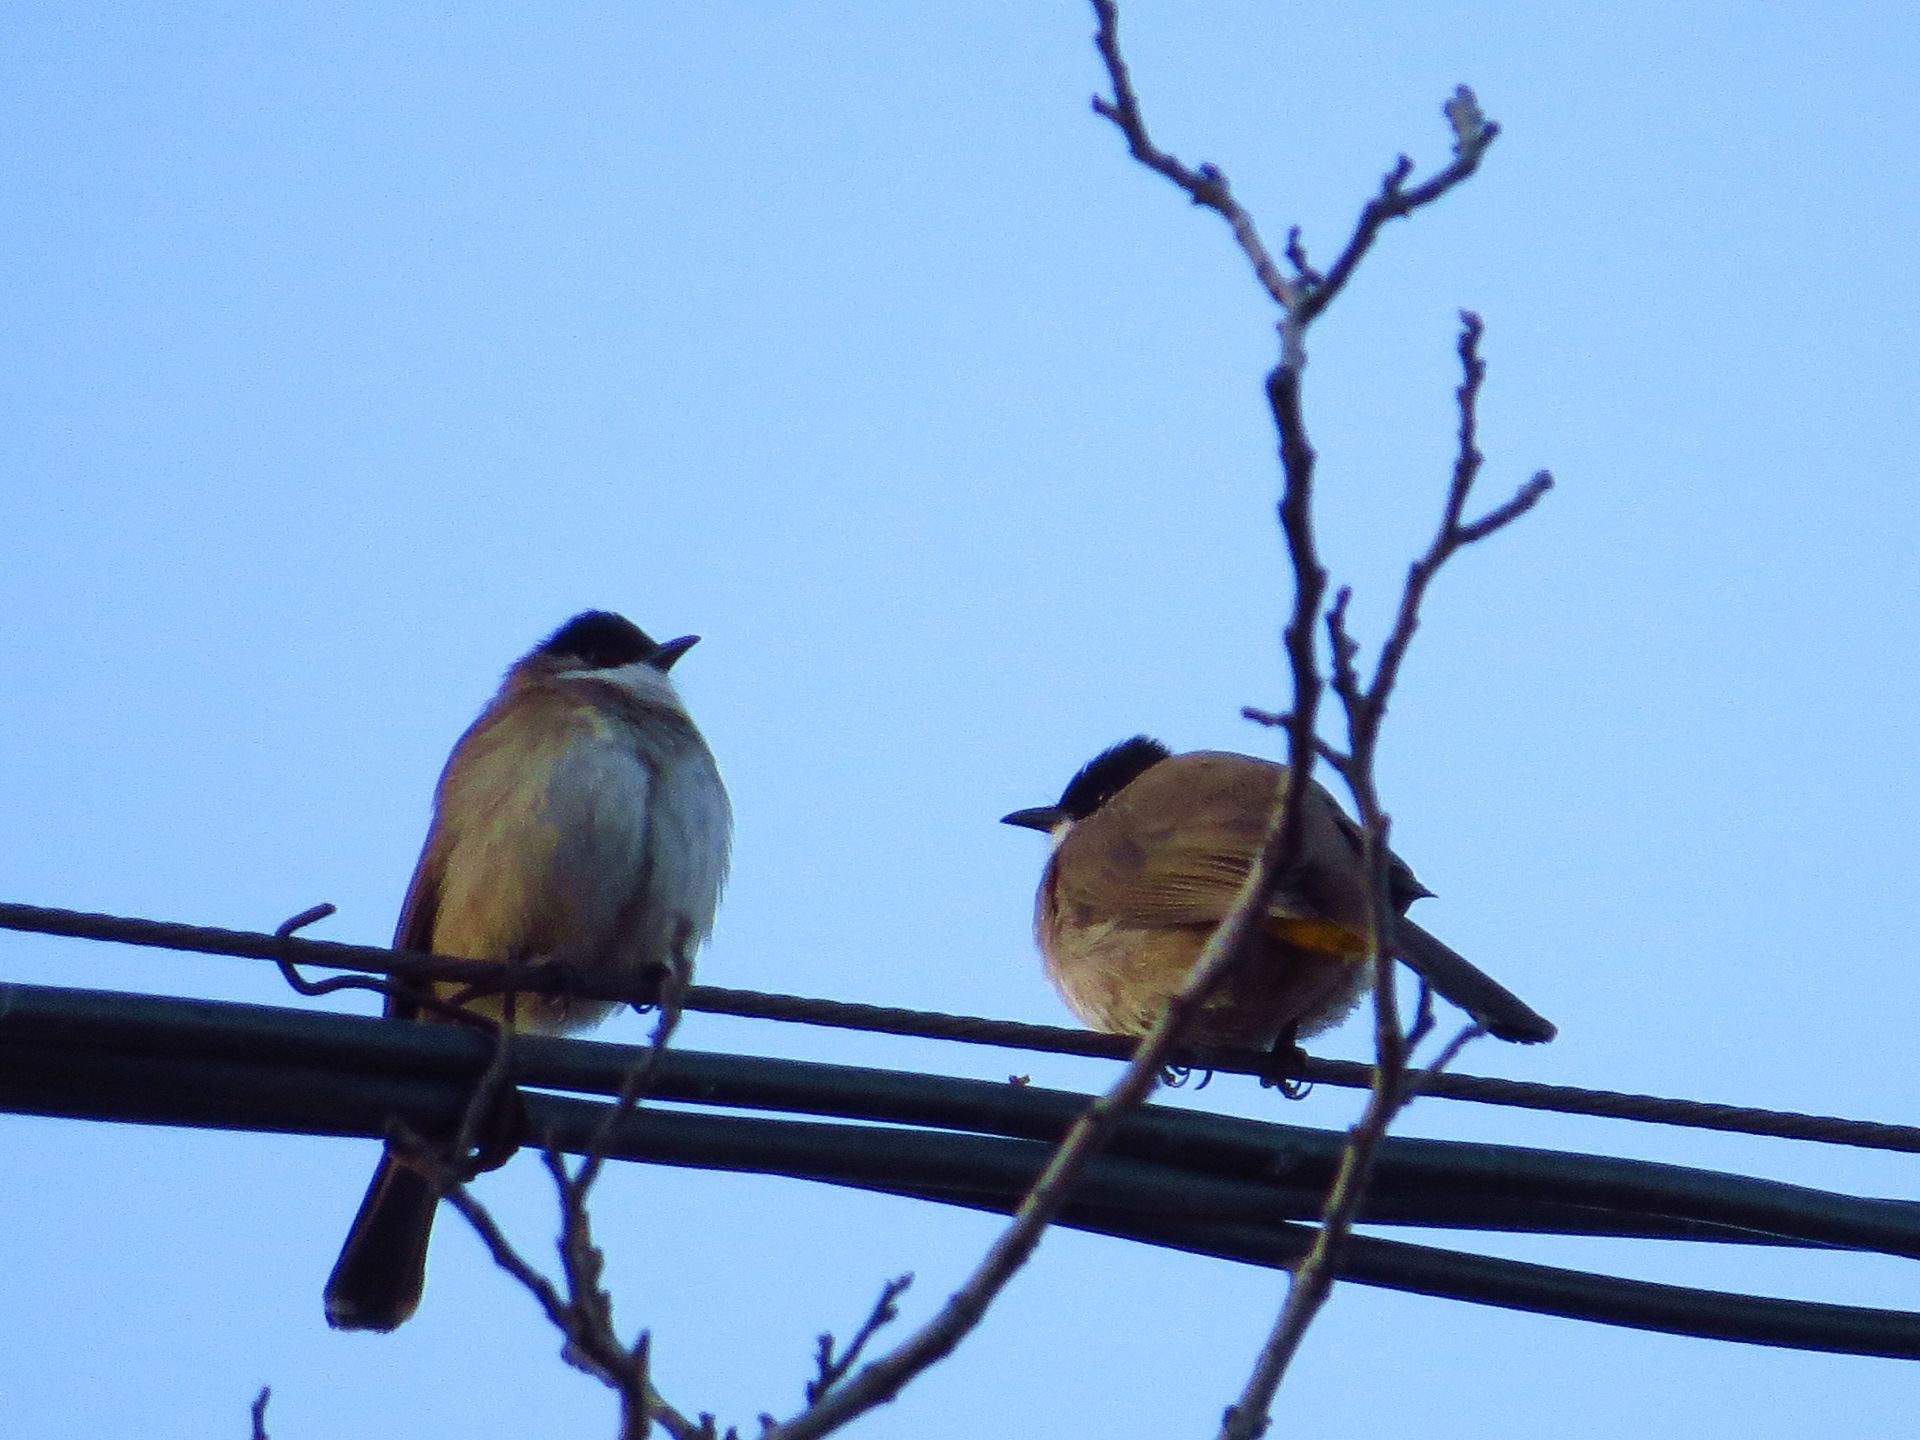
3,901 -> 1918,1357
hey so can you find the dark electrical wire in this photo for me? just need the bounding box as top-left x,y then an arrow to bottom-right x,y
10,980 -> 1919,1258
9,902 -> 1920,1358
6,980 -> 1920,1359
3,899 -> 1918,1153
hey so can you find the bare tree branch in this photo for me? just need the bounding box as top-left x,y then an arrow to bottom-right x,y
431,1163 -> 712,1440
577,929 -> 694,1196
1221,1022 -> 1483,1439
754,809 -> 1320,1439
750,11 -> 1506,1435
1222,315 -> 1548,1440
1092,0 -> 1500,374
345,13 -> 1547,1440
1363,313 -> 1554,713
1089,0 -> 1298,311
1089,6 -> 1551,1433
395,962 -> 714,1440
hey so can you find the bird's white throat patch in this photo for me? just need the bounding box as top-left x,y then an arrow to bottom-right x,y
559,660 -> 688,713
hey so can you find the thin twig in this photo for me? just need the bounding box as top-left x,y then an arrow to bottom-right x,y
806,1276 -> 914,1403
1093,1 -> 1500,379
1364,314 -> 1554,712
432,1172 -> 711,1440
1237,711 -> 1351,775
576,924 -> 694,1196
1089,0 -> 1298,311
1294,88 -> 1498,329
749,13 -> 1365,1435
1222,1024 -> 1482,1438
1283,226 -> 1321,286
755,811 -> 1318,1439
249,1386 -> 270,1440
478,932 -> 702,1436
1265,365 -> 1333,851
1213,303 -> 1392,1440
541,939 -> 701,1440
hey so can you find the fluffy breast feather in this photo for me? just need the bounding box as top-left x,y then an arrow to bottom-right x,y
397,678 -> 729,1032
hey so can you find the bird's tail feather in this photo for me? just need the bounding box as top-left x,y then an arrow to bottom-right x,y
324,1150 -> 438,1332
1391,919 -> 1556,1044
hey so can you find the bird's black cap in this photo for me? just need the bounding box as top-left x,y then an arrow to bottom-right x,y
1003,735 -> 1171,830
540,611 -> 699,672
1057,735 -> 1171,818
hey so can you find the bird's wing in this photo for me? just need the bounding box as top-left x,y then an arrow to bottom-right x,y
382,686 -> 585,1018
386,819 -> 449,1022
1052,751 -> 1443,962
1050,756 -> 1260,925
1053,753 -> 1369,932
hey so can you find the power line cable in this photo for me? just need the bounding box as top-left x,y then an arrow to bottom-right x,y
4,900 -> 1917,1153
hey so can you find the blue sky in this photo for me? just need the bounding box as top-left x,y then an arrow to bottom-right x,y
6,3 -> 1920,1435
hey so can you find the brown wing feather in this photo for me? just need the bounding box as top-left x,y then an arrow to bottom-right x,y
381,684 -> 578,1021
391,854 -> 440,957
1054,753 -> 1270,924
1052,752 -> 1416,935
383,829 -> 445,1021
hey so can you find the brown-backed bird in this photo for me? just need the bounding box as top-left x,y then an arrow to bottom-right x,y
324,610 -> 731,1332
1001,737 -> 1552,1050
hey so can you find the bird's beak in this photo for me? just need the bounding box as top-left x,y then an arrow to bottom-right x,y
1000,805 -> 1064,832
649,635 -> 701,671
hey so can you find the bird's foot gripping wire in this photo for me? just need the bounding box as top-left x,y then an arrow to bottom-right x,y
625,944 -> 695,1020
406,1021 -> 530,1182
1257,1027 -> 1314,1099
460,1083 -> 527,1177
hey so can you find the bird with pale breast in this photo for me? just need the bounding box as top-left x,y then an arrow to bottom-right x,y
1002,737 -> 1553,1052
324,610 -> 731,1332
